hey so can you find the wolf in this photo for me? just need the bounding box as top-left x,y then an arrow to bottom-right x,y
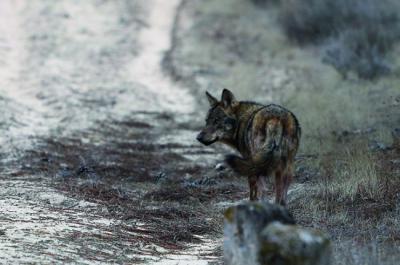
196,89 -> 301,205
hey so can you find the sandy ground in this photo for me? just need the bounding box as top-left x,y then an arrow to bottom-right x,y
0,0 -> 219,264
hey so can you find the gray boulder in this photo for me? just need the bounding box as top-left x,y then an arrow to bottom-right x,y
224,202 -> 331,265
259,222 -> 331,265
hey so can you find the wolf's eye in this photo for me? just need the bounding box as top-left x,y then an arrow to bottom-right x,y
223,117 -> 236,131
225,123 -> 233,130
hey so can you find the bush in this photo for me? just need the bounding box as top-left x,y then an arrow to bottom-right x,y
251,0 -> 279,6
323,29 -> 392,79
280,0 -> 400,79
280,0 -> 342,43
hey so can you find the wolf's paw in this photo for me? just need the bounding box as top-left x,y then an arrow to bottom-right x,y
215,162 -> 226,171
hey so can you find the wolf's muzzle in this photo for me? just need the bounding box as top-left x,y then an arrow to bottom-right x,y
196,132 -> 217,146
196,132 -> 206,144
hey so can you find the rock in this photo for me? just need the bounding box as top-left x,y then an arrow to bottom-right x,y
154,171 -> 167,182
260,222 -> 331,265
224,202 -> 295,265
368,140 -> 387,151
224,202 -> 331,265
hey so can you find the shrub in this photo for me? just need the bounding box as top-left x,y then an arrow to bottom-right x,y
251,0 -> 279,6
322,29 -> 392,79
280,0 -> 400,79
280,0 -> 342,44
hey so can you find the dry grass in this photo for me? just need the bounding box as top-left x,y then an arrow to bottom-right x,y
291,145 -> 400,263
317,144 -> 380,203
290,142 -> 400,239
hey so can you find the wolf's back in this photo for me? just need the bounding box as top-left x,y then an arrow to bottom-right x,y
227,103 -> 300,176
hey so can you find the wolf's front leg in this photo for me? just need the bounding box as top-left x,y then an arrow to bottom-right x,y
256,176 -> 268,201
274,170 -> 286,205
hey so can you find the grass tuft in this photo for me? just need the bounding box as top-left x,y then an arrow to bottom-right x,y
318,146 -> 380,203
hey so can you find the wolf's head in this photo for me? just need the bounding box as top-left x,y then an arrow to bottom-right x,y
196,89 -> 238,146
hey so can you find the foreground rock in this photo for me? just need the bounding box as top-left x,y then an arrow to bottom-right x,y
224,202 -> 331,265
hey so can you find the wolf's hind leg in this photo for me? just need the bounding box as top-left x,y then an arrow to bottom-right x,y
274,170 -> 285,205
282,162 -> 294,204
256,176 -> 268,201
248,175 -> 258,201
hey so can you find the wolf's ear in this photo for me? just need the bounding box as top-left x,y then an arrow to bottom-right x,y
221,88 -> 237,108
206,91 -> 218,106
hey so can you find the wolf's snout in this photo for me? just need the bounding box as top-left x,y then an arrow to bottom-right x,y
196,132 -> 205,143
196,131 -> 216,145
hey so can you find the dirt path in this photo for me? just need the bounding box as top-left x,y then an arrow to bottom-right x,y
0,1 -> 221,264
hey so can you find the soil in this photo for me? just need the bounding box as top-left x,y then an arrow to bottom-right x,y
0,0 -> 233,264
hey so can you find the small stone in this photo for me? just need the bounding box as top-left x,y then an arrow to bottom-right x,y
390,159 -> 400,165
368,140 -> 387,151
154,172 -> 167,182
